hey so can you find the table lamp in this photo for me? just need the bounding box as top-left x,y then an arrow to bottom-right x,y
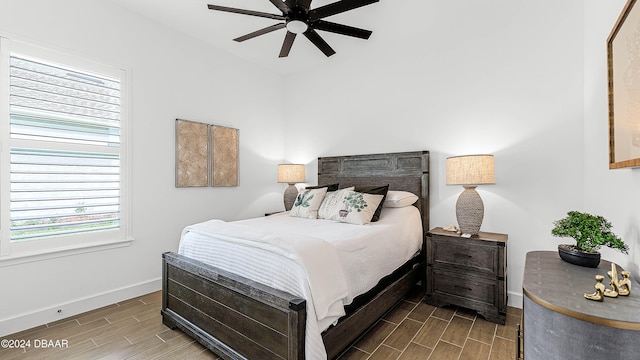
446,154 -> 495,236
277,164 -> 305,211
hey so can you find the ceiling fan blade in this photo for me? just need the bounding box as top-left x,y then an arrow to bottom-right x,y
234,23 -> 286,42
304,29 -> 336,57
309,0 -> 379,21
268,0 -> 291,14
285,0 -> 297,9
297,0 -> 313,11
313,20 -> 372,39
207,4 -> 285,20
279,31 -> 297,57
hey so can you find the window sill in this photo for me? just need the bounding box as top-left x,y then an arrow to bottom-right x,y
0,237 -> 134,267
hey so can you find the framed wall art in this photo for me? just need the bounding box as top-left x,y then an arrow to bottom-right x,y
175,119 -> 239,187
608,0 -> 640,169
211,125 -> 239,187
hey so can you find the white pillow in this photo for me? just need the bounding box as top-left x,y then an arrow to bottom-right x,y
289,187 -> 327,219
383,190 -> 418,208
336,190 -> 384,225
318,187 -> 355,220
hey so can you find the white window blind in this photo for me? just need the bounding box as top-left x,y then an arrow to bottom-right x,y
9,55 -> 122,242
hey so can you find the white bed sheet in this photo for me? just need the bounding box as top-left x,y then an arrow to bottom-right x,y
177,205 -> 422,360
235,206 -> 423,300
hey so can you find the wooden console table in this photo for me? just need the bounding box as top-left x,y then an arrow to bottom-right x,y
523,251 -> 640,360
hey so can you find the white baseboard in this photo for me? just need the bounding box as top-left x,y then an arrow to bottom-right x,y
508,289 -> 523,309
0,278 -> 161,337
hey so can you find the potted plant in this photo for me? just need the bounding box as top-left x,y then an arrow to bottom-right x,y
552,211 -> 629,267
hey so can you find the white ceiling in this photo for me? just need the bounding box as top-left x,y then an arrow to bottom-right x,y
108,0 -> 384,74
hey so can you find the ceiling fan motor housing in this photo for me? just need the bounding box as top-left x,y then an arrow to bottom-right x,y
286,20 -> 309,34
207,0 -> 379,57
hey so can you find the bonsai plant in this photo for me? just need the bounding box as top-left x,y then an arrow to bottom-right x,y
552,211 -> 629,267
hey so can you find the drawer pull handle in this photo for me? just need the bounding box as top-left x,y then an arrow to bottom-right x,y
454,252 -> 472,258
454,285 -> 473,291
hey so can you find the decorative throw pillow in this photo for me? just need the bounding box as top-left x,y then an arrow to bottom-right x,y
289,187 -> 328,219
318,187 -> 355,220
336,191 -> 384,225
354,185 -> 389,222
383,190 -> 419,208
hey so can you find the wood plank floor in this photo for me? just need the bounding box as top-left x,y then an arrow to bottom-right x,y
1,290 -> 522,360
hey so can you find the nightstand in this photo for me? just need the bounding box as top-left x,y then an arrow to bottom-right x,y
425,227 -> 508,324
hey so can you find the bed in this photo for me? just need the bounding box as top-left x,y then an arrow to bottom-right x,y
161,151 -> 430,360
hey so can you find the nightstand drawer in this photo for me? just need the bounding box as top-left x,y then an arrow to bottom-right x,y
431,236 -> 497,275
432,270 -> 497,306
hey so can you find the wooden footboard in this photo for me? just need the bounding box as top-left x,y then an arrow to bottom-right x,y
162,251 -> 423,360
161,252 -> 306,360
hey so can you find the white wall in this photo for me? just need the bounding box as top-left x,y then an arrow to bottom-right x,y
584,0 -> 640,277
284,0 -> 587,307
0,0 -> 286,335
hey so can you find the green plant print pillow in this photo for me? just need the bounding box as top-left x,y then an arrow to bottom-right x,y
289,187 -> 328,219
337,191 -> 384,225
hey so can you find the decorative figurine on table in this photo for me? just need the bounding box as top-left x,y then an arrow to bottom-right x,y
585,263 -> 632,301
604,263 -> 619,298
584,275 -> 606,302
618,271 -> 631,296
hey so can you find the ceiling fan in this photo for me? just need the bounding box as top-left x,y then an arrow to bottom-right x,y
207,0 -> 379,58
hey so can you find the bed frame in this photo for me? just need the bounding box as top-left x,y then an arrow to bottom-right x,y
161,151 -> 430,360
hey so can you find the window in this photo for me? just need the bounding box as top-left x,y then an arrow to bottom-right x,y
0,38 -> 131,262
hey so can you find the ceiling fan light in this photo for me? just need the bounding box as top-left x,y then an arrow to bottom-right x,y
286,20 -> 308,34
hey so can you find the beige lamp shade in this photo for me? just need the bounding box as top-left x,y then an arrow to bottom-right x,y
277,164 -> 305,184
446,155 -> 495,185
446,154 -> 495,236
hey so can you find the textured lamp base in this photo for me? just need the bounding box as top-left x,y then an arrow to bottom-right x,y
456,185 -> 484,236
283,183 -> 299,211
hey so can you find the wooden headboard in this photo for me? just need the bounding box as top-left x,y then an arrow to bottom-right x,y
317,151 -> 430,236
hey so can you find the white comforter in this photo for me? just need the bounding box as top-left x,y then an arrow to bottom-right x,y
178,206 -> 422,360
